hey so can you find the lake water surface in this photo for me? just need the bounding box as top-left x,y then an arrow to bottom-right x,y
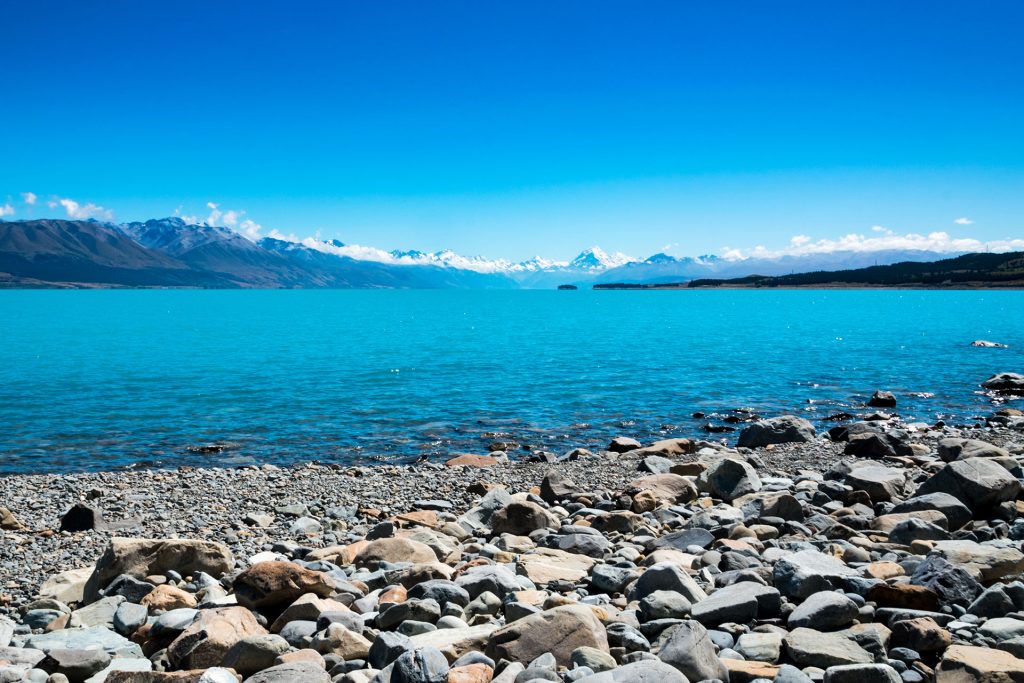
1,289 -> 1022,473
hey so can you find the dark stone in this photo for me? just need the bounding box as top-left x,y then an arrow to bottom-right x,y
60,504 -> 105,532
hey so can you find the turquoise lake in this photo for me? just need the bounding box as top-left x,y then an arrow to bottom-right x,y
1,289 -> 1022,473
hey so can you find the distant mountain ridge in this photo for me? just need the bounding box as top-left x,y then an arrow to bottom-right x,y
0,216 -> 986,289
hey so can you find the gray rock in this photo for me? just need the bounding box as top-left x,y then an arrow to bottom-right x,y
221,634 -> 290,677
638,590 -> 691,621
776,663 -> 815,683
632,562 -> 707,604
112,602 -> 147,637
69,596 -> 124,629
982,372 -> 1024,395
388,646 -> 449,682
691,581 -> 780,625
456,565 -> 522,600
890,493 -> 972,530
570,646 -> 616,673
540,471 -> 578,503
773,549 -> 857,600
39,648 -> 112,682
698,458 -> 762,502
738,415 -> 816,448
844,466 -> 906,503
787,591 -> 859,630
638,456 -> 674,475
823,663 -> 901,683
914,458 -> 1021,512
888,518 -> 950,545
25,627 -> 143,659
735,631 -> 783,662
608,437 -> 642,453
910,556 -> 982,607
246,661 -> 331,683
590,564 -> 639,595
407,580 -> 471,609
576,660 -> 689,682
784,628 -> 873,668
657,620 -> 728,682
938,437 -> 1010,462
868,391 -> 897,408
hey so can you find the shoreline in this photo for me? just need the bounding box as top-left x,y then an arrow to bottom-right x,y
0,408 -> 1023,681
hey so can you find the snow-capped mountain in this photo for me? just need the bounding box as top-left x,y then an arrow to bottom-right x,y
0,215 -> 977,289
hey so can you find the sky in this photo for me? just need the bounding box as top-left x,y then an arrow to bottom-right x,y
2,1 -> 1023,261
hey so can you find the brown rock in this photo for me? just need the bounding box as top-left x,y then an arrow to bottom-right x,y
445,454 -> 500,468
0,507 -> 27,531
167,606 -> 267,669
84,538 -> 234,603
393,510 -> 439,528
486,604 -> 609,667
489,501 -> 559,536
867,583 -> 940,611
354,537 -> 438,567
140,584 -> 197,611
448,663 -> 494,683
891,617 -> 952,653
723,659 -> 781,683
274,648 -> 326,668
313,623 -> 373,660
938,644 -> 1024,682
864,561 -> 905,580
626,474 -> 698,504
379,585 -> 408,605
233,561 -> 334,615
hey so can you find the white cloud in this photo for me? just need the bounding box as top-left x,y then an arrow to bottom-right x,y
0,203 -> 14,217
238,219 -> 262,240
21,192 -> 37,205
954,217 -> 974,225
205,202 -> 222,226
58,198 -> 113,221
267,228 -> 299,241
723,229 -> 1024,260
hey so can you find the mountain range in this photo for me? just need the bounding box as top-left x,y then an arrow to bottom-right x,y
0,217 -> 976,289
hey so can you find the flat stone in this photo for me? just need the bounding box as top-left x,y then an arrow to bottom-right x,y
938,644 -> 1024,682
83,538 -> 233,603
930,540 -> 1024,582
486,605 -> 608,667
784,627 -> 874,668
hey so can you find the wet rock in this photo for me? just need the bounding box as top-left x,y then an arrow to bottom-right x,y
982,372 -> 1024,395
868,391 -> 897,408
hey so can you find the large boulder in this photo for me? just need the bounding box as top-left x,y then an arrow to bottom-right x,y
929,540 -> 1024,582
844,466 -> 906,503
485,605 -> 608,667
982,372 -> 1024,395
167,606 -> 267,670
489,501 -> 559,536
84,538 -> 234,603
697,457 -> 762,502
773,549 -> 858,600
738,415 -> 816,448
625,474 -> 698,505
354,537 -> 438,566
232,562 -> 334,615
890,493 -> 972,530
915,459 -> 1021,513
938,438 -> 1010,462
938,644 -> 1024,681
657,620 -> 729,682
784,628 -> 873,668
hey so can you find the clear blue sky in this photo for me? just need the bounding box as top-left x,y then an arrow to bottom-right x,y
3,1 -> 1023,260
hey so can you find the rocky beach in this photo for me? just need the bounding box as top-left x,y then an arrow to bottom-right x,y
0,373 -> 1023,682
